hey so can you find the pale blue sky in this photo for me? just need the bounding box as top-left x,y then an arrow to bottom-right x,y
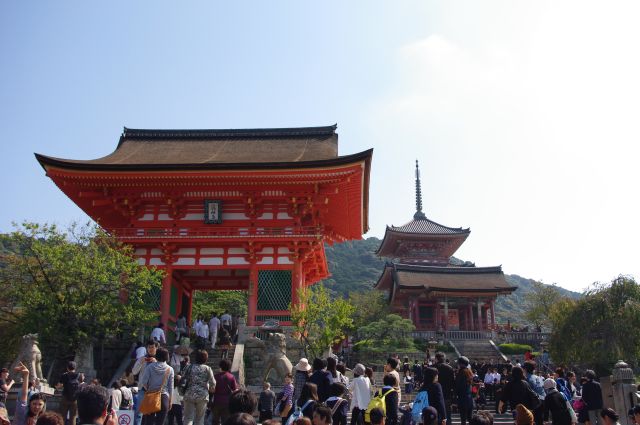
2,1 -> 639,292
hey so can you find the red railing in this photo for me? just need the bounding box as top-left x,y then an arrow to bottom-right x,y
109,226 -> 322,240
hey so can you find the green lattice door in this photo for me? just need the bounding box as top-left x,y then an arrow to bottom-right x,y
257,270 -> 292,321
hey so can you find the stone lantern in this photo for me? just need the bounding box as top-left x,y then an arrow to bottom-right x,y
611,360 -> 637,425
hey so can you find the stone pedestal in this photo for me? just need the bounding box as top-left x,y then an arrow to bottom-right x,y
74,344 -> 97,382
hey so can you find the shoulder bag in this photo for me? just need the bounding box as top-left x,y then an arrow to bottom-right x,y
140,367 -> 171,415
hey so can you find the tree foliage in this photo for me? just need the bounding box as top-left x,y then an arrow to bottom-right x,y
192,290 -> 247,320
524,281 -> 567,329
357,313 -> 416,352
290,284 -> 355,359
549,275 -> 640,374
348,290 -> 390,330
0,222 -> 163,359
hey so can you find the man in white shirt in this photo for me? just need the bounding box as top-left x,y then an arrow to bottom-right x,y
209,313 -> 221,348
349,363 -> 371,424
196,316 -> 209,349
150,323 -> 166,345
483,367 -> 500,401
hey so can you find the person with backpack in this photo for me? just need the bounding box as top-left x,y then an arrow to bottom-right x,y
542,379 -> 574,425
56,361 -> 80,425
120,379 -> 133,410
554,369 -> 572,402
368,375 -> 398,425
325,383 -> 349,425
419,368 -> 445,425
295,383 -> 320,422
349,364 -> 370,425
498,366 -> 541,416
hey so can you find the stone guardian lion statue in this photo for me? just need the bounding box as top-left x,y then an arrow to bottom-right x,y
262,333 -> 293,383
10,334 -> 45,382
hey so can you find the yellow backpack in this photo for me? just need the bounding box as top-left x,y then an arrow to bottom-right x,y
364,388 -> 396,422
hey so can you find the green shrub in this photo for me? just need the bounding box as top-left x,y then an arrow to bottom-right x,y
498,343 -> 533,354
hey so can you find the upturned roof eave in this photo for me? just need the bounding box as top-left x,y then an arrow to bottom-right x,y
34,148 -> 373,173
375,225 -> 470,257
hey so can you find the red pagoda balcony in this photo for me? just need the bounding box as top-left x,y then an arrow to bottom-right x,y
109,226 -> 323,242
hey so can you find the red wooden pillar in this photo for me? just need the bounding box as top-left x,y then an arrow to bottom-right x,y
186,288 -> 193,325
468,303 -> 474,331
248,264 -> 258,326
291,260 -> 303,307
175,277 -> 183,319
160,267 -> 173,328
490,299 -> 496,327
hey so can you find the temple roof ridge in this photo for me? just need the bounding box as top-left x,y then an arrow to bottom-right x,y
120,124 -> 338,144
391,262 -> 503,274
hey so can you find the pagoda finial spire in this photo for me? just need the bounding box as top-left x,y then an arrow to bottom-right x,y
414,160 -> 426,220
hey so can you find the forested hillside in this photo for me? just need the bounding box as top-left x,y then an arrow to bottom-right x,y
321,237 -> 581,324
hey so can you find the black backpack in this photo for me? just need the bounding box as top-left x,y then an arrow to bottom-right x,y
524,381 -> 542,411
64,372 -> 80,401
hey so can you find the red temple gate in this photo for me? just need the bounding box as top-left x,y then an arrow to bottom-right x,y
36,125 -> 372,331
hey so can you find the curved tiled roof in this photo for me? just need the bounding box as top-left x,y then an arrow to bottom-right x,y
389,218 -> 470,235
35,125 -> 343,169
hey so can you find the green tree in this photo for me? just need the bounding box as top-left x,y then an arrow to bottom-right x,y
549,275 -> 640,374
290,284 -> 355,358
0,222 -> 163,361
357,313 -> 416,351
348,290 -> 390,330
192,290 -> 247,320
524,281 -> 567,329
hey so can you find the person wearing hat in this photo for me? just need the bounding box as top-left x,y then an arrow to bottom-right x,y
293,359 -> 312,407
454,357 -> 474,425
349,364 -> 371,425
542,378 -> 573,425
422,406 -> 439,425
600,408 -> 621,425
515,404 -> 534,425
56,361 -> 80,425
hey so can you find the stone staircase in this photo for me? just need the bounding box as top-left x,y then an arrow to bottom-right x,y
454,340 -> 504,363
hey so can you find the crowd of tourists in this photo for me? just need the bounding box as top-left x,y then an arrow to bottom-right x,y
0,339 -> 635,425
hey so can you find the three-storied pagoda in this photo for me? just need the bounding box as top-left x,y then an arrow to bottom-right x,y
36,125 -> 372,330
375,162 -> 516,331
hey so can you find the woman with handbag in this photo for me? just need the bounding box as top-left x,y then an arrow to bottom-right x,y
139,347 -> 174,425
182,350 -> 216,425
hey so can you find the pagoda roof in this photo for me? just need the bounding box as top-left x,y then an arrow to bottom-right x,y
375,262 -> 516,297
388,217 -> 470,235
375,217 -> 470,258
34,125 -> 372,171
